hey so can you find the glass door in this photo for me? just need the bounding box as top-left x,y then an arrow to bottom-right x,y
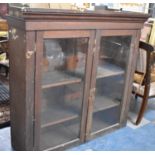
86,30 -> 137,139
35,30 -> 94,150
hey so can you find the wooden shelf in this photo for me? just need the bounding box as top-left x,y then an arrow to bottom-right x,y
41,94 -> 120,129
41,115 -> 78,128
92,106 -> 120,133
42,70 -> 82,89
97,62 -> 124,79
65,61 -> 124,80
40,118 -> 80,150
94,95 -> 120,113
41,62 -> 123,89
41,99 -> 82,128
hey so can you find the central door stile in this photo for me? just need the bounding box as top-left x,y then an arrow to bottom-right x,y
84,30 -> 102,141
79,30 -> 96,142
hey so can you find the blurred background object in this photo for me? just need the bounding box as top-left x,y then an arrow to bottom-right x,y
0,3 -> 9,17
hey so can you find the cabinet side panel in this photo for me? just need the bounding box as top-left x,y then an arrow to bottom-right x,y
25,31 -> 35,150
8,23 -> 27,150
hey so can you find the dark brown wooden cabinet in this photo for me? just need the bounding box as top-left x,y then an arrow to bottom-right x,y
7,7 -> 149,150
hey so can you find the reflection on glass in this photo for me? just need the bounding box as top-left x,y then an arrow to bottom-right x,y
92,36 -> 131,133
40,38 -> 88,150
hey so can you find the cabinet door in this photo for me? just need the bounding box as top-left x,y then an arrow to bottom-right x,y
86,30 -> 138,139
34,30 -> 94,150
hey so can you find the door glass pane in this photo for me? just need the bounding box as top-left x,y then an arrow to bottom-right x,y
92,36 -> 131,133
40,38 -> 88,150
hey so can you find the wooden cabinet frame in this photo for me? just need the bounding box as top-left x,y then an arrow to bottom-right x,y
7,7 -> 148,151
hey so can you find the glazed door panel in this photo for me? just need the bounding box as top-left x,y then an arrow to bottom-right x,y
86,30 -> 137,139
34,29 -> 138,149
35,30 -> 94,150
